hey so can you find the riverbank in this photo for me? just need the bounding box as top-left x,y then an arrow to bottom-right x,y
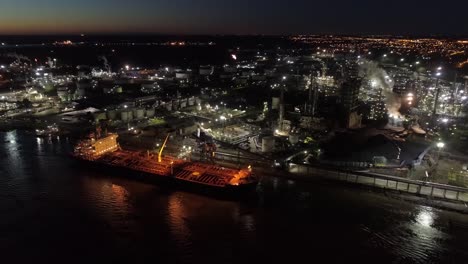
263,163 -> 468,214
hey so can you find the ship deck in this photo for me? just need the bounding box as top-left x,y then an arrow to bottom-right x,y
98,150 -> 182,176
94,150 -> 254,188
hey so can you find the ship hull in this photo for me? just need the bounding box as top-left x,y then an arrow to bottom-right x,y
71,155 -> 258,199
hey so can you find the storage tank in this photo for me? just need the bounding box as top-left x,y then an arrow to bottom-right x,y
135,108 -> 145,119
121,111 -> 129,122
195,97 -> 201,106
180,101 -> 187,108
172,100 -> 179,111
165,103 -> 172,111
146,108 -> 155,118
199,66 -> 214,76
175,72 -> 190,79
272,97 -> 280,110
107,110 -> 117,120
262,136 -> 276,153
127,111 -> 134,121
188,97 -> 195,106
289,134 -> 299,145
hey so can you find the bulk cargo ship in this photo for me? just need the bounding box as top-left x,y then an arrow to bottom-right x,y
72,133 -> 258,194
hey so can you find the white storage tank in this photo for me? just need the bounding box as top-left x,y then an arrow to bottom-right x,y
121,111 -> 129,122
180,101 -> 187,108
289,134 -> 299,145
262,136 -> 276,153
175,72 -> 190,79
199,66 -> 214,75
188,97 -> 195,106
127,111 -> 134,121
166,103 -> 172,111
146,108 -> 155,118
172,100 -> 179,110
107,110 -> 117,120
135,108 -> 145,119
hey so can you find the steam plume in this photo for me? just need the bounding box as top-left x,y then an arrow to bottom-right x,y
359,61 -> 402,118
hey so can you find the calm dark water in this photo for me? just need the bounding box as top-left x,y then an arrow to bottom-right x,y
1,130 -> 468,264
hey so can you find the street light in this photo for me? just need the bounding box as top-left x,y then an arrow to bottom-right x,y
436,142 -> 445,149
220,115 -> 226,132
436,141 -> 445,161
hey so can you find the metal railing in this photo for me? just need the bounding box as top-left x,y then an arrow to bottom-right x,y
288,163 -> 468,203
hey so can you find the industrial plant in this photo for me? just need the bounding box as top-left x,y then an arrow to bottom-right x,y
2,35 -> 468,190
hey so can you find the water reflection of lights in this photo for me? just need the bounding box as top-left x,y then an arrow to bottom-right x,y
36,137 -> 44,152
416,208 -> 434,227
6,131 -> 17,146
111,184 -> 129,207
241,214 -> 256,232
168,194 -> 191,246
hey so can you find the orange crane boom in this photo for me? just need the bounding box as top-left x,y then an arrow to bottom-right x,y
158,133 -> 170,162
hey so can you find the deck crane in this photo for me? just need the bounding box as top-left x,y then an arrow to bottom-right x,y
158,133 -> 170,162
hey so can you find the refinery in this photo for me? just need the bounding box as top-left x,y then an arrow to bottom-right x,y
2,35 -> 468,192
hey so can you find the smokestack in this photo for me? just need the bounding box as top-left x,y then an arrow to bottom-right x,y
279,85 -> 285,131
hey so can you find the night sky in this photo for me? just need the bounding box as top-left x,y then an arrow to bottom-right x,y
0,0 -> 467,35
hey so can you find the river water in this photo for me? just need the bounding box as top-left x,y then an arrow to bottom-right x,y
1,130 -> 468,264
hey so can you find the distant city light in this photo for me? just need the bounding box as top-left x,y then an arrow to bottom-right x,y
231,54 -> 237,60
